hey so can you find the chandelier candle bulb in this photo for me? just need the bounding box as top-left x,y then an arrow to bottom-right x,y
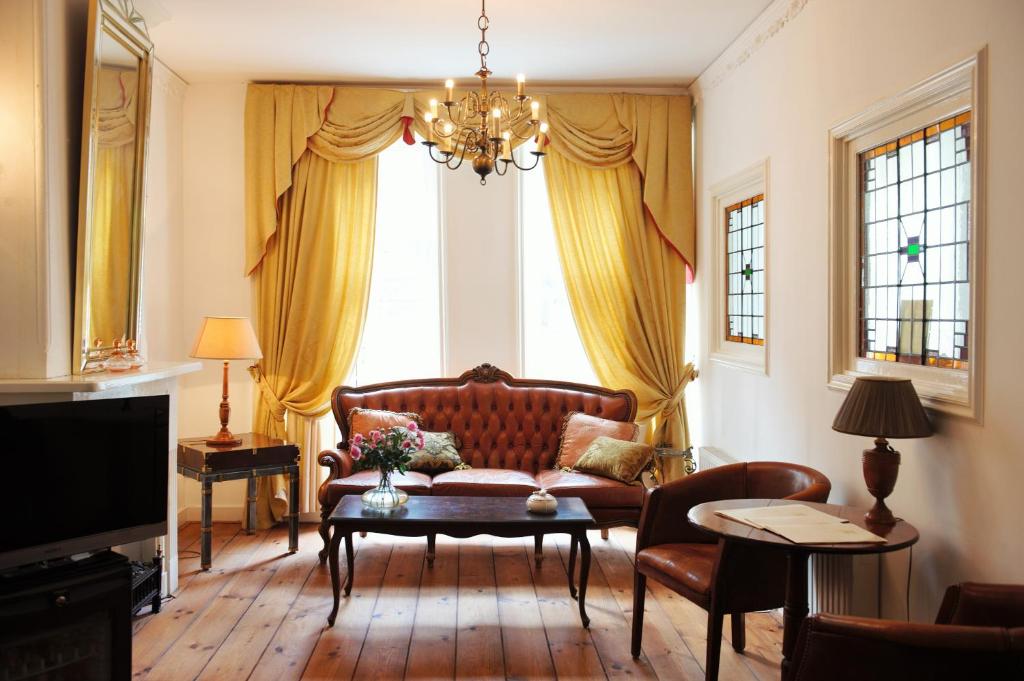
501,131 -> 512,161
424,112 -> 435,142
536,121 -> 549,150
429,98 -> 439,119
490,107 -> 501,139
530,100 -> 540,122
444,79 -> 454,103
516,73 -> 525,98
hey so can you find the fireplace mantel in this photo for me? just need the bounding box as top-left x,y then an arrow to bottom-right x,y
0,361 -> 200,394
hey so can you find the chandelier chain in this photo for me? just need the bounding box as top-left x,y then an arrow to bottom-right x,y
477,0 -> 489,73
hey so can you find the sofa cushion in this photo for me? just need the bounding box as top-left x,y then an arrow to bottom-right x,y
431,468 -> 540,497
322,470 -> 432,506
572,436 -> 654,483
636,543 -> 718,596
348,407 -> 420,439
536,469 -> 644,508
407,431 -> 463,473
556,412 -> 640,469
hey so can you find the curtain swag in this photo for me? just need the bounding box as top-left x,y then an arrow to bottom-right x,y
245,85 -> 695,278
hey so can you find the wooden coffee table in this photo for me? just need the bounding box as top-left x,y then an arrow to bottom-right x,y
326,495 -> 595,628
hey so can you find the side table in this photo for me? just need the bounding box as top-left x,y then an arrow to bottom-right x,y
177,433 -> 299,569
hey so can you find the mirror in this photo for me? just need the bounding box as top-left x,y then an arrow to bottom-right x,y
73,0 -> 153,373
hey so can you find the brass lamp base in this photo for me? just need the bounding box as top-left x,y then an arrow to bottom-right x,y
863,439 -> 900,526
206,429 -> 242,448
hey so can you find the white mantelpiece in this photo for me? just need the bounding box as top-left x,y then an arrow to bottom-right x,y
0,360 -> 200,594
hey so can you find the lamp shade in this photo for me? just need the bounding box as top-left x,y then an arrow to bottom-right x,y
832,376 -> 932,439
190,316 -> 262,360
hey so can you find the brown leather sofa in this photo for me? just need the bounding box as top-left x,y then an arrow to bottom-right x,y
631,461 -> 832,681
787,582 -> 1024,680
317,364 -> 640,561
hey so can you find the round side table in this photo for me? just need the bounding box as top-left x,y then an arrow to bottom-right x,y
688,498 -> 919,679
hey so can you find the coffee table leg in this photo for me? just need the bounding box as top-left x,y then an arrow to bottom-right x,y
327,529 -> 344,626
344,532 -> 355,597
567,534 -> 578,600
577,531 -> 591,628
781,550 -> 810,675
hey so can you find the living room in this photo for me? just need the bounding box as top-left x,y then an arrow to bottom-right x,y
1,0 -> 1022,679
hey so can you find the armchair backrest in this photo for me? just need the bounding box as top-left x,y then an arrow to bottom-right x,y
746,462 -> 832,502
936,582 -> 1024,628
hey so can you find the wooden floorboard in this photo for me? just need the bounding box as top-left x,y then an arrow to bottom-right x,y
134,523 -> 782,681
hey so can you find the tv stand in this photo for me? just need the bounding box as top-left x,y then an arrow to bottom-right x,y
0,550 -> 131,680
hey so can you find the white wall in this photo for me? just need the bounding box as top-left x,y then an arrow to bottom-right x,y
692,0 -> 1024,620
174,83 -> 524,515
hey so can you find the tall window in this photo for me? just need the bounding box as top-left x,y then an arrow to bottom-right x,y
725,194 -> 765,345
520,158 -> 597,384
350,142 -> 443,385
859,111 -> 971,369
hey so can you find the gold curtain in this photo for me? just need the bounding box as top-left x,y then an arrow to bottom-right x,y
543,93 -> 695,448
244,85 -> 415,528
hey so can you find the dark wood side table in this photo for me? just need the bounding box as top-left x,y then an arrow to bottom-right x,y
326,495 -> 595,628
177,433 -> 300,569
688,499 -> 919,680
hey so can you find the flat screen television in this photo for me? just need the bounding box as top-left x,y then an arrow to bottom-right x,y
0,395 -> 169,571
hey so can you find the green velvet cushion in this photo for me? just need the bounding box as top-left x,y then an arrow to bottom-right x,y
572,436 -> 654,483
406,431 -> 464,473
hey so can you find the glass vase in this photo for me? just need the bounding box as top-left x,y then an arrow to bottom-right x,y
361,468 -> 408,511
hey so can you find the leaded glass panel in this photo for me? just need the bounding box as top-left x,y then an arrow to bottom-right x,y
725,194 -> 765,345
859,111 -> 971,369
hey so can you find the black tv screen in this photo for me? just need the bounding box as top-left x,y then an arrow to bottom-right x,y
0,395 -> 169,570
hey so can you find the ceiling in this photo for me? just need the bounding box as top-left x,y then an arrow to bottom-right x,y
142,0 -> 773,87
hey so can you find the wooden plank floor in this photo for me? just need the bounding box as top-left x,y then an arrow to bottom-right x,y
133,522 -> 782,680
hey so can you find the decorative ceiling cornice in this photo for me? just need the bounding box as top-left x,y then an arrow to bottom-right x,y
691,0 -> 810,101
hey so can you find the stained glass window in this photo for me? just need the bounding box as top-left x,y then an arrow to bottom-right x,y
859,111 -> 971,369
725,194 -> 765,345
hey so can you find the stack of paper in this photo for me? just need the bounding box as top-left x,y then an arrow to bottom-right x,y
715,504 -> 886,544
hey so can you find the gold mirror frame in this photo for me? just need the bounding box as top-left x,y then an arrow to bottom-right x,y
73,0 -> 153,373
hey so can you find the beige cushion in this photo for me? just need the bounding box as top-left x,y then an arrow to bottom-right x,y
347,407 -> 420,439
572,436 -> 654,483
406,431 -> 463,473
556,412 -> 639,469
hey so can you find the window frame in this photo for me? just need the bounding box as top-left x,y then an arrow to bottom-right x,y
828,50 -> 986,421
707,159 -> 769,375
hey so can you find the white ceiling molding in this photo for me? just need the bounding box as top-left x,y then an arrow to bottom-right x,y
692,0 -> 810,100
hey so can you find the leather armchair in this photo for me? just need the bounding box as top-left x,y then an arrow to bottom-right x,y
787,582 -> 1024,680
631,461 -> 831,681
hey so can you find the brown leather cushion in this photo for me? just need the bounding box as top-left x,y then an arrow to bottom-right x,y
431,468 -> 540,497
637,543 -> 718,596
556,412 -> 640,469
536,469 -> 644,508
323,470 -> 432,505
348,408 -> 420,438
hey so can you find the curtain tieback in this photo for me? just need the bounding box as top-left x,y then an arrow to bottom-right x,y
248,364 -> 287,423
661,362 -> 696,416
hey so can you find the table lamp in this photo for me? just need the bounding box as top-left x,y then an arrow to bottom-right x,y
190,316 -> 263,447
832,376 -> 932,525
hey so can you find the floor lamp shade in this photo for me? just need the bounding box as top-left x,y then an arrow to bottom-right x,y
832,376 -> 932,526
190,316 -> 262,447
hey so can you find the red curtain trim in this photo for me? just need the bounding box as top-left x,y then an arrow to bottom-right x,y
401,116 -> 415,145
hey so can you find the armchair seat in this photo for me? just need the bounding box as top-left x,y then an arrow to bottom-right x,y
636,543 -> 716,597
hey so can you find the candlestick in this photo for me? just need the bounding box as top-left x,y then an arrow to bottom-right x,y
501,131 -> 512,161
424,112 -> 435,142
536,121 -> 549,150
429,98 -> 439,119
444,79 -> 454,103
490,107 -> 501,139
516,74 -> 525,98
530,100 -> 540,123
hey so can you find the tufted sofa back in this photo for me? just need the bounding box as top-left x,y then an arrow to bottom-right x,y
331,364 -> 638,474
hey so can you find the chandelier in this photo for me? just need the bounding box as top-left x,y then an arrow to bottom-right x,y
422,0 -> 547,185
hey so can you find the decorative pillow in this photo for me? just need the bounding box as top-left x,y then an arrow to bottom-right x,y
347,407 -> 421,442
556,412 -> 639,469
572,436 -> 654,484
406,431 -> 464,473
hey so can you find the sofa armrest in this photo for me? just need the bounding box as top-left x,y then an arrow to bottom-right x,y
317,448 -> 355,505
636,465 -> 745,551
788,613 -> 1024,681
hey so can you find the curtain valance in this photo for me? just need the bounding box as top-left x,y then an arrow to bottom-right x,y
545,93 -> 694,275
